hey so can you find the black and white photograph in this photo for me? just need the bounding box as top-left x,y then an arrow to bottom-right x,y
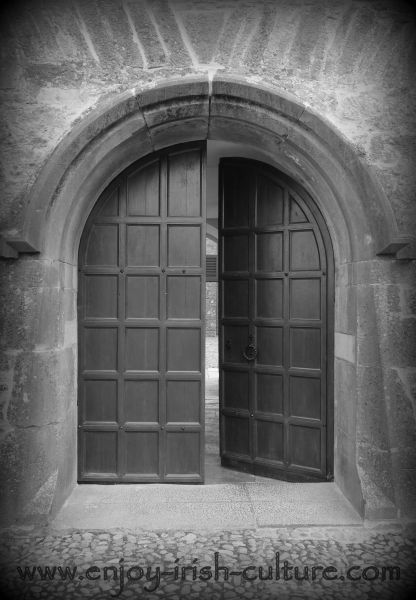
0,1 -> 415,598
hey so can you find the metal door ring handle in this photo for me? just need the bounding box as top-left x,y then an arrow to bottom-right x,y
243,344 -> 257,361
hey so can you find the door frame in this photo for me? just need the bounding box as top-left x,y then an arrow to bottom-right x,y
218,158 -> 335,482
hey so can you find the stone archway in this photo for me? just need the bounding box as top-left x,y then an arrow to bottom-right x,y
6,76 -> 402,524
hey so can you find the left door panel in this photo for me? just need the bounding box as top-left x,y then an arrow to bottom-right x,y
78,143 -> 206,483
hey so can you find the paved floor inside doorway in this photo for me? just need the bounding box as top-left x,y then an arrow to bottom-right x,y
52,480 -> 362,531
53,339 -> 362,531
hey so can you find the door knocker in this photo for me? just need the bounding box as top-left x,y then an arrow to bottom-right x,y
243,343 -> 257,361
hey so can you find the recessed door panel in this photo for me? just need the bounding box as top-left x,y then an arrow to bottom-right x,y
223,370 -> 249,410
100,189 -> 119,217
290,230 -> 320,271
127,160 -> 160,216
168,149 -> 201,217
223,325 -> 249,364
256,421 -> 284,462
256,177 -> 284,226
166,381 -> 201,423
289,197 -> 308,223
166,432 -> 201,476
126,276 -> 159,319
168,226 -> 201,267
290,328 -> 321,369
289,425 -> 322,470
78,143 -> 206,482
167,276 -> 201,319
220,158 -> 332,482
127,225 -> 160,267
223,235 -> 249,272
256,326 -> 283,366
85,275 -> 118,319
84,432 -> 118,475
125,328 -> 159,371
256,373 -> 283,414
223,415 -> 250,456
85,224 -> 119,266
256,232 -> 283,272
256,279 -> 283,319
222,166 -> 250,228
290,376 -> 321,420
290,278 -> 321,320
124,380 -> 159,423
84,328 -> 118,371
223,280 -> 249,318
84,380 -> 117,422
167,328 -> 201,372
125,432 -> 159,475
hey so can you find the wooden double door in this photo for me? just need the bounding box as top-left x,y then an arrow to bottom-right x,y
219,159 -> 333,481
78,145 -> 333,483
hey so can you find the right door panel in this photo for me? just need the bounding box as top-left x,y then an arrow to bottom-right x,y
219,159 -> 333,481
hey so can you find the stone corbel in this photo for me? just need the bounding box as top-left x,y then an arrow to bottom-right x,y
0,235 -> 40,259
376,234 -> 415,259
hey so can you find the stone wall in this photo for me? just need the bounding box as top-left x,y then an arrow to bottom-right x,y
1,0 -> 415,239
0,0 -> 415,526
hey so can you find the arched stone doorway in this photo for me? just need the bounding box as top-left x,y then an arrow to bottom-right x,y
14,76 -> 401,522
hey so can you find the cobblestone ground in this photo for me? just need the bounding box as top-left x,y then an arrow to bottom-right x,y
1,525 -> 415,600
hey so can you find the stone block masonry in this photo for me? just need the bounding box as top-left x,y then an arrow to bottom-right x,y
1,0 -> 415,238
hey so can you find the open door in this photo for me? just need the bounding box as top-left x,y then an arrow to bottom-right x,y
219,158 -> 333,482
78,143 -> 206,483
